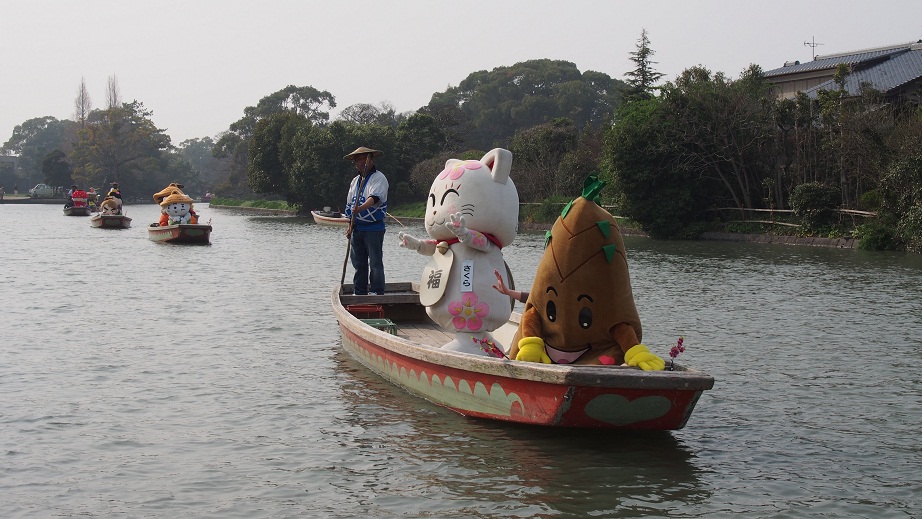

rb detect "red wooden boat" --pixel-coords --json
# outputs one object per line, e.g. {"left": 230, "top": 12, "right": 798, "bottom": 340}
{"left": 148, "top": 223, "right": 212, "bottom": 244}
{"left": 90, "top": 214, "right": 132, "bottom": 229}
{"left": 332, "top": 282, "right": 714, "bottom": 429}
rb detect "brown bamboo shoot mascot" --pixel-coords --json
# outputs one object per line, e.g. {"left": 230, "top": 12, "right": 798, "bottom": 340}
{"left": 508, "top": 175, "right": 665, "bottom": 370}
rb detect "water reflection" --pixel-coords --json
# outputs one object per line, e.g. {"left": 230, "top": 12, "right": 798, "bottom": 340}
{"left": 331, "top": 350, "right": 710, "bottom": 517}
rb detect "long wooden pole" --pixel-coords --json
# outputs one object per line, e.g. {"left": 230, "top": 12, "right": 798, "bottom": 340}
{"left": 340, "top": 154, "right": 372, "bottom": 291}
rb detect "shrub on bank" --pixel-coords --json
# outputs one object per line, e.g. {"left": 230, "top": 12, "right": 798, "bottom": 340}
{"left": 790, "top": 182, "right": 841, "bottom": 231}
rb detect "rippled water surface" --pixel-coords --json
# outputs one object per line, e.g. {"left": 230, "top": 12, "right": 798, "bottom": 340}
{"left": 2, "top": 203, "right": 921, "bottom": 518}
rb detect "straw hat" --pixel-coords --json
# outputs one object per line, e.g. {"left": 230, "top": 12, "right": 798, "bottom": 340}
{"left": 343, "top": 146, "right": 383, "bottom": 160}
{"left": 159, "top": 192, "right": 194, "bottom": 207}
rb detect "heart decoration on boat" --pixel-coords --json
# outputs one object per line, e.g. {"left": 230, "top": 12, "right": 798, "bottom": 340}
{"left": 583, "top": 394, "right": 671, "bottom": 426}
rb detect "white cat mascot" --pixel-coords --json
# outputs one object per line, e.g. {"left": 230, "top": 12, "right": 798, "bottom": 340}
{"left": 160, "top": 192, "right": 195, "bottom": 225}
{"left": 398, "top": 148, "right": 519, "bottom": 356}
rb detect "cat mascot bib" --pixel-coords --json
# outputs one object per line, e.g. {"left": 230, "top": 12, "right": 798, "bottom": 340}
{"left": 509, "top": 175, "right": 665, "bottom": 370}
{"left": 398, "top": 148, "right": 518, "bottom": 356}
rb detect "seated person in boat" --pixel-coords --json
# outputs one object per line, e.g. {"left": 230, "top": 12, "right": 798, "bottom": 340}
{"left": 106, "top": 182, "right": 123, "bottom": 212}
{"left": 64, "top": 184, "right": 78, "bottom": 208}
{"left": 508, "top": 175, "right": 665, "bottom": 370}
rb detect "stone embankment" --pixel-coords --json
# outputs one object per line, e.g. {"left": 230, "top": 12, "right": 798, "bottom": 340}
{"left": 699, "top": 232, "right": 857, "bottom": 249}
{"left": 386, "top": 218, "right": 858, "bottom": 249}
{"left": 206, "top": 208, "right": 858, "bottom": 250}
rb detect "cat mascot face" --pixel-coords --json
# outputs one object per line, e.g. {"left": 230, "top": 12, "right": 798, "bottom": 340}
{"left": 399, "top": 148, "right": 518, "bottom": 356}
{"left": 160, "top": 192, "right": 195, "bottom": 225}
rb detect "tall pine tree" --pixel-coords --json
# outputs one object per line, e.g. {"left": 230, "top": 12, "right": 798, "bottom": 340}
{"left": 624, "top": 29, "right": 665, "bottom": 101}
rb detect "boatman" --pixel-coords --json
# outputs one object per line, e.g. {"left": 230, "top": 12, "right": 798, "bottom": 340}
{"left": 343, "top": 146, "right": 389, "bottom": 296}
{"left": 107, "top": 182, "right": 123, "bottom": 214}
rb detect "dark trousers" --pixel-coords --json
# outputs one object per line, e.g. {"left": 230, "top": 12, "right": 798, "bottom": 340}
{"left": 350, "top": 229, "right": 385, "bottom": 294}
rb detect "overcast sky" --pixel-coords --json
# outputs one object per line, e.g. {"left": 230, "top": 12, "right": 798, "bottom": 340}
{"left": 2, "top": 0, "right": 920, "bottom": 146}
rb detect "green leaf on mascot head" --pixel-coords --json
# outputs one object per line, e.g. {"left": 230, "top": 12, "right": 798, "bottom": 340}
{"left": 603, "top": 243, "right": 618, "bottom": 263}
{"left": 544, "top": 230, "right": 552, "bottom": 249}
{"left": 596, "top": 220, "right": 611, "bottom": 239}
{"left": 582, "top": 174, "right": 606, "bottom": 204}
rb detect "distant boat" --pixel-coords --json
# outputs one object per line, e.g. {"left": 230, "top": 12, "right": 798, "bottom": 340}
{"left": 148, "top": 223, "right": 212, "bottom": 244}
{"left": 63, "top": 205, "right": 91, "bottom": 216}
{"left": 311, "top": 207, "right": 349, "bottom": 227}
{"left": 64, "top": 191, "right": 90, "bottom": 216}
{"left": 333, "top": 282, "right": 715, "bottom": 430}
{"left": 90, "top": 214, "right": 132, "bottom": 229}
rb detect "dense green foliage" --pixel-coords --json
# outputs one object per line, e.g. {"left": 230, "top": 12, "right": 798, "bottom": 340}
{"left": 422, "top": 59, "right": 626, "bottom": 150}
{"left": 208, "top": 197, "right": 290, "bottom": 211}
{"left": 605, "top": 62, "right": 922, "bottom": 247}
{"left": 41, "top": 149, "right": 72, "bottom": 188}
{"left": 1, "top": 116, "right": 75, "bottom": 186}
{"left": 790, "top": 182, "right": 842, "bottom": 231}
{"left": 70, "top": 101, "right": 181, "bottom": 196}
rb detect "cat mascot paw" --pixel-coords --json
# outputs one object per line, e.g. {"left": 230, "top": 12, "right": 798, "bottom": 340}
{"left": 399, "top": 148, "right": 519, "bottom": 356}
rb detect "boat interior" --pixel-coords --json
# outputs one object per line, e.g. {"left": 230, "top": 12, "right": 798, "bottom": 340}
{"left": 339, "top": 282, "right": 520, "bottom": 351}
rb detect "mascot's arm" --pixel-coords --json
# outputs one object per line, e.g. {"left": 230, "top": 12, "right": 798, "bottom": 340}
{"left": 511, "top": 306, "right": 551, "bottom": 364}
{"left": 398, "top": 232, "right": 436, "bottom": 256}
{"left": 447, "top": 213, "right": 494, "bottom": 252}
{"left": 610, "top": 322, "right": 664, "bottom": 371}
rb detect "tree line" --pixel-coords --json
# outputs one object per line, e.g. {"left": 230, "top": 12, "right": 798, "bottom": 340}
{"left": 2, "top": 31, "right": 920, "bottom": 251}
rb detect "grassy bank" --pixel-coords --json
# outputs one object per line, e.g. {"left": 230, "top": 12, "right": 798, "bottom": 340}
{"left": 208, "top": 197, "right": 292, "bottom": 211}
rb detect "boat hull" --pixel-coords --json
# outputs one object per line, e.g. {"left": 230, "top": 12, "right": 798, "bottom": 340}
{"left": 333, "top": 283, "right": 714, "bottom": 430}
{"left": 311, "top": 210, "right": 350, "bottom": 227}
{"left": 148, "top": 223, "right": 212, "bottom": 244}
{"left": 63, "top": 206, "right": 92, "bottom": 216}
{"left": 90, "top": 214, "right": 132, "bottom": 229}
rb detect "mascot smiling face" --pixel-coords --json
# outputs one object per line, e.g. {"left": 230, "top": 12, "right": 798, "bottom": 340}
{"left": 510, "top": 176, "right": 664, "bottom": 370}
{"left": 160, "top": 192, "right": 195, "bottom": 225}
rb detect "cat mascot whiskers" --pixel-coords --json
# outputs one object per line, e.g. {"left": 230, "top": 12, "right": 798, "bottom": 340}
{"left": 398, "top": 148, "right": 518, "bottom": 356}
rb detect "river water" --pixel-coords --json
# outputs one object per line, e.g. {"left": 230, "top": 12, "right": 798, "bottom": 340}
{"left": 1, "top": 202, "right": 920, "bottom": 518}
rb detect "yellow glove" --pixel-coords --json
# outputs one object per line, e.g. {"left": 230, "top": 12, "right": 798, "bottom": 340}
{"left": 624, "top": 344, "right": 665, "bottom": 371}
{"left": 515, "top": 337, "right": 552, "bottom": 364}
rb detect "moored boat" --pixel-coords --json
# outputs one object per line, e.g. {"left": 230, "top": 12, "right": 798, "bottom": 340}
{"left": 90, "top": 214, "right": 132, "bottom": 229}
{"left": 332, "top": 282, "right": 714, "bottom": 430}
{"left": 148, "top": 223, "right": 212, "bottom": 244}
{"left": 311, "top": 208, "right": 349, "bottom": 226}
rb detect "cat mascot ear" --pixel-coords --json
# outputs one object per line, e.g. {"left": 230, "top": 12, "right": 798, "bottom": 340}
{"left": 480, "top": 148, "right": 513, "bottom": 185}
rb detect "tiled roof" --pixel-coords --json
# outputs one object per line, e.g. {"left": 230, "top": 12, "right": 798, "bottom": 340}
{"left": 803, "top": 46, "right": 922, "bottom": 97}
{"left": 763, "top": 42, "right": 917, "bottom": 77}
